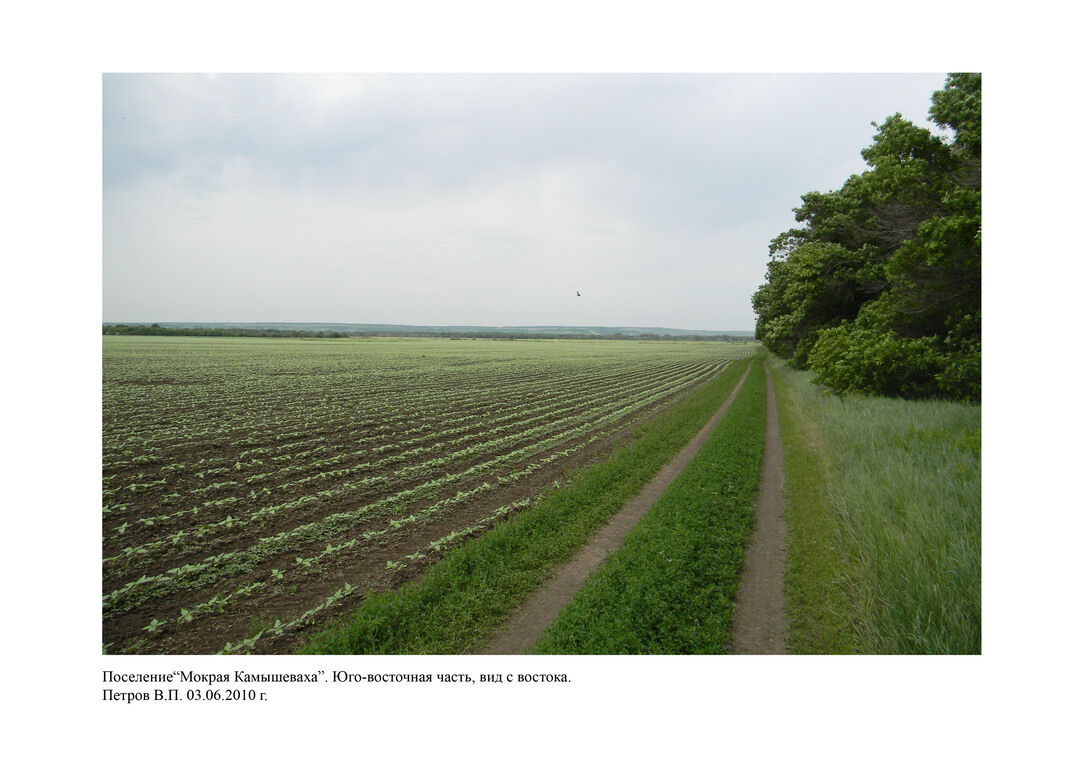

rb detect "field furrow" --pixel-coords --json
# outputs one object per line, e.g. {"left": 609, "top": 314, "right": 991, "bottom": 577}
{"left": 102, "top": 336, "right": 756, "bottom": 654}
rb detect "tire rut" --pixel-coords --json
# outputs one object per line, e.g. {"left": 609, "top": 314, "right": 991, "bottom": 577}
{"left": 730, "top": 362, "right": 787, "bottom": 654}
{"left": 478, "top": 363, "right": 753, "bottom": 654}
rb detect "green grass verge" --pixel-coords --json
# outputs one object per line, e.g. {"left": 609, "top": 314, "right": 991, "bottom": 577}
{"left": 770, "top": 357, "right": 980, "bottom": 654}
{"left": 532, "top": 361, "right": 767, "bottom": 654}
{"left": 770, "top": 360, "right": 861, "bottom": 654}
{"left": 299, "top": 354, "right": 758, "bottom": 654}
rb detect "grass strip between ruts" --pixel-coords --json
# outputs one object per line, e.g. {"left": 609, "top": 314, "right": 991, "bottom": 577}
{"left": 300, "top": 354, "right": 759, "bottom": 654}
{"left": 532, "top": 360, "right": 767, "bottom": 654}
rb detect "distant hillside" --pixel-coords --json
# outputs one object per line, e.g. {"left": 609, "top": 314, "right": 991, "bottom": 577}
{"left": 103, "top": 322, "right": 756, "bottom": 340}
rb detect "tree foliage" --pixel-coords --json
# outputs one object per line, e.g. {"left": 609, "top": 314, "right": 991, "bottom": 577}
{"left": 751, "top": 74, "right": 980, "bottom": 402}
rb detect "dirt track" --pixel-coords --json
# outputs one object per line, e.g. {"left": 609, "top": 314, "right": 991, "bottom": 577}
{"left": 730, "top": 363, "right": 788, "bottom": 653}
{"left": 479, "top": 363, "right": 753, "bottom": 654}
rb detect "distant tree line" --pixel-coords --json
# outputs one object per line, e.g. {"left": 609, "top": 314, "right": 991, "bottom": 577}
{"left": 103, "top": 324, "right": 752, "bottom": 342}
{"left": 381, "top": 332, "right": 751, "bottom": 342}
{"left": 103, "top": 324, "right": 350, "bottom": 338}
{"left": 751, "top": 73, "right": 980, "bottom": 402}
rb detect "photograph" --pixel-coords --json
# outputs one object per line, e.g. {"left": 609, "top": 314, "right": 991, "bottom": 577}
{"left": 102, "top": 72, "right": 980, "bottom": 657}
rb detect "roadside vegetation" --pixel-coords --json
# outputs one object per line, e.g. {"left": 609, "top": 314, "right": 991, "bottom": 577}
{"left": 751, "top": 72, "right": 980, "bottom": 653}
{"left": 533, "top": 361, "right": 767, "bottom": 654}
{"left": 771, "top": 358, "right": 980, "bottom": 654}
{"left": 299, "top": 355, "right": 757, "bottom": 654}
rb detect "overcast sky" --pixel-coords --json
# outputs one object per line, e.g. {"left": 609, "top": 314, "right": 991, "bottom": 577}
{"left": 103, "top": 73, "right": 947, "bottom": 331}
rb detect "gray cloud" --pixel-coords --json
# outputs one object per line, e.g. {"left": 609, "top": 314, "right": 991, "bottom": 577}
{"left": 103, "top": 73, "right": 947, "bottom": 329}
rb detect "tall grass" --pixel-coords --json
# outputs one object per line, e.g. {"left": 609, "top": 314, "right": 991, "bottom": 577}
{"left": 771, "top": 358, "right": 980, "bottom": 654}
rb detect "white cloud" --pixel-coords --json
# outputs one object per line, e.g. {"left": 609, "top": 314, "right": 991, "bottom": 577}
{"left": 103, "top": 73, "right": 948, "bottom": 329}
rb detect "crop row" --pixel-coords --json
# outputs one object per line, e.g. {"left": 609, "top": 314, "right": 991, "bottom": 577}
{"left": 102, "top": 358, "right": 713, "bottom": 508}
{"left": 103, "top": 354, "right": 675, "bottom": 457}
{"left": 102, "top": 337, "right": 757, "bottom": 654}
{"left": 103, "top": 358, "right": 726, "bottom": 613}
{"left": 103, "top": 356, "right": 725, "bottom": 566}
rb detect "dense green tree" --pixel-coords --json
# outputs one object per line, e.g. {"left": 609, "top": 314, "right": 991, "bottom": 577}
{"left": 752, "top": 74, "right": 980, "bottom": 402}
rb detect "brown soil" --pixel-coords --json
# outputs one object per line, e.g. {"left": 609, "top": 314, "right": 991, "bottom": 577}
{"left": 730, "top": 363, "right": 788, "bottom": 654}
{"left": 477, "top": 363, "right": 753, "bottom": 655}
{"left": 163, "top": 429, "right": 634, "bottom": 655}
{"left": 101, "top": 363, "right": 709, "bottom": 568}
{"left": 102, "top": 377, "right": 709, "bottom": 655}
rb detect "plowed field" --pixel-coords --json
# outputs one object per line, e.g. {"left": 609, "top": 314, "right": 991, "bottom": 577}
{"left": 102, "top": 336, "right": 756, "bottom": 654}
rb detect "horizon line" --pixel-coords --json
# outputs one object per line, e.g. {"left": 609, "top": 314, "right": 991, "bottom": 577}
{"left": 102, "top": 320, "right": 756, "bottom": 334}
